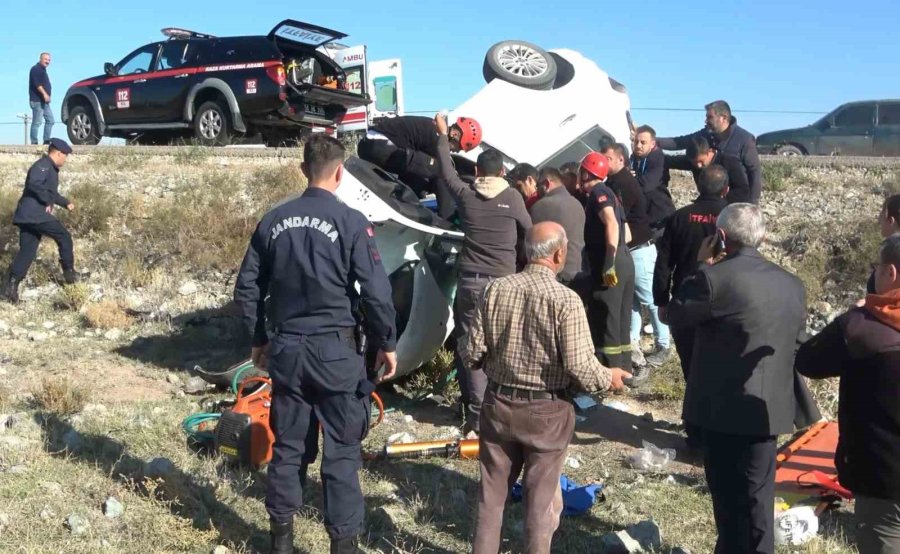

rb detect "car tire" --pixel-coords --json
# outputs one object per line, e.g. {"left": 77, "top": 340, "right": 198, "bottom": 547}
{"left": 775, "top": 144, "right": 804, "bottom": 156}
{"left": 193, "top": 101, "right": 231, "bottom": 146}
{"left": 483, "top": 40, "right": 557, "bottom": 91}
{"left": 67, "top": 105, "right": 100, "bottom": 145}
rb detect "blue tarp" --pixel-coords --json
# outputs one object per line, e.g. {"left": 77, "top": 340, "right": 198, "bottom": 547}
{"left": 511, "top": 474, "right": 604, "bottom": 516}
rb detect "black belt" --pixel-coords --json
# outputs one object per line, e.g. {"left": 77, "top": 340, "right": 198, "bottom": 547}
{"left": 629, "top": 238, "right": 655, "bottom": 252}
{"left": 273, "top": 326, "right": 355, "bottom": 341}
{"left": 489, "top": 382, "right": 568, "bottom": 401}
{"left": 459, "top": 271, "right": 496, "bottom": 280}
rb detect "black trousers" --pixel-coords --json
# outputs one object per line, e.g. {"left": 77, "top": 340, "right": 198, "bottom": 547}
{"left": 587, "top": 248, "right": 635, "bottom": 370}
{"left": 10, "top": 220, "right": 74, "bottom": 279}
{"left": 670, "top": 326, "right": 704, "bottom": 448}
{"left": 357, "top": 138, "right": 458, "bottom": 219}
{"left": 265, "top": 331, "right": 371, "bottom": 540}
{"left": 453, "top": 273, "right": 495, "bottom": 432}
{"left": 703, "top": 430, "right": 776, "bottom": 554}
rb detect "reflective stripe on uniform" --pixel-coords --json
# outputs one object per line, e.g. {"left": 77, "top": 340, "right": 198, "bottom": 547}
{"left": 600, "top": 344, "right": 632, "bottom": 355}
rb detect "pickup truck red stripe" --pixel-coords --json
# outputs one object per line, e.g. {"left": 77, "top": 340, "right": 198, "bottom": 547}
{"left": 73, "top": 60, "right": 282, "bottom": 87}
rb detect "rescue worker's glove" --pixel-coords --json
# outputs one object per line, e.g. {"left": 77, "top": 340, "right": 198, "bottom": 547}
{"left": 602, "top": 264, "right": 618, "bottom": 288}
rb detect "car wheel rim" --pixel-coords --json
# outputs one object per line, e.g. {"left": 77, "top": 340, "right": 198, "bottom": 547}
{"left": 72, "top": 113, "right": 91, "bottom": 141}
{"left": 200, "top": 110, "right": 222, "bottom": 139}
{"left": 497, "top": 44, "right": 549, "bottom": 78}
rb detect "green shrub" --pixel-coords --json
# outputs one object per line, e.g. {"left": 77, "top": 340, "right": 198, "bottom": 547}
{"left": 762, "top": 161, "right": 795, "bottom": 192}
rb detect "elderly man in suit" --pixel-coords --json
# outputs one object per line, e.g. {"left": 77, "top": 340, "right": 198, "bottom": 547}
{"left": 667, "top": 203, "right": 807, "bottom": 554}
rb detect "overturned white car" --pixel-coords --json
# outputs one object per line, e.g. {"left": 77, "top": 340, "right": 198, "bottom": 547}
{"left": 336, "top": 41, "right": 634, "bottom": 379}
{"left": 453, "top": 40, "right": 634, "bottom": 167}
{"left": 337, "top": 158, "right": 463, "bottom": 379}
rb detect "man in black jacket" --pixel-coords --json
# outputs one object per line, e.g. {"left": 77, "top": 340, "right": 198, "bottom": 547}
{"left": 434, "top": 114, "right": 531, "bottom": 434}
{"left": 630, "top": 125, "right": 675, "bottom": 232}
{"left": 2, "top": 139, "right": 79, "bottom": 303}
{"left": 655, "top": 165, "right": 729, "bottom": 379}
{"left": 356, "top": 115, "right": 482, "bottom": 219}
{"left": 657, "top": 100, "right": 762, "bottom": 204}
{"left": 797, "top": 235, "right": 900, "bottom": 554}
{"left": 668, "top": 203, "right": 806, "bottom": 554}
{"left": 666, "top": 136, "right": 750, "bottom": 204}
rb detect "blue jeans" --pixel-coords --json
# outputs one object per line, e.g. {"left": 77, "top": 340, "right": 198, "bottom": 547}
{"left": 30, "top": 101, "right": 54, "bottom": 144}
{"left": 630, "top": 244, "right": 670, "bottom": 348}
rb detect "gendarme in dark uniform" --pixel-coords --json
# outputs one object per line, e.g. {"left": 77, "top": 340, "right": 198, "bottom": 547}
{"left": 234, "top": 135, "right": 396, "bottom": 554}
{"left": 2, "top": 138, "right": 78, "bottom": 303}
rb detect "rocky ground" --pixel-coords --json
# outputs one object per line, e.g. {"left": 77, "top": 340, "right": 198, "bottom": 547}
{"left": 0, "top": 146, "right": 897, "bottom": 553}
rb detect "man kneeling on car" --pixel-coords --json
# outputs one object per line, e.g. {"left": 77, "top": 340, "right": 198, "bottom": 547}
{"left": 356, "top": 114, "right": 482, "bottom": 219}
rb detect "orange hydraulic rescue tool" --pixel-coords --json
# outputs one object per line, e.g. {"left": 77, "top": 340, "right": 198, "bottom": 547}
{"left": 215, "top": 376, "right": 275, "bottom": 468}
{"left": 216, "top": 376, "right": 388, "bottom": 468}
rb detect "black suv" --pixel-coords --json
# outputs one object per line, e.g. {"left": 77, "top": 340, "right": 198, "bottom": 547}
{"left": 62, "top": 20, "right": 370, "bottom": 146}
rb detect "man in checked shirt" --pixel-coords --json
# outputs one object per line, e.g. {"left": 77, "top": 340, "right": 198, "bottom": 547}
{"left": 463, "top": 221, "right": 631, "bottom": 554}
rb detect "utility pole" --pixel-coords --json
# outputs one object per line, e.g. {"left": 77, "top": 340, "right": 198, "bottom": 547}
{"left": 15, "top": 113, "right": 31, "bottom": 145}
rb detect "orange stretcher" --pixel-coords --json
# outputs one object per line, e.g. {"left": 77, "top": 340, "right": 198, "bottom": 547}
{"left": 775, "top": 421, "right": 852, "bottom": 506}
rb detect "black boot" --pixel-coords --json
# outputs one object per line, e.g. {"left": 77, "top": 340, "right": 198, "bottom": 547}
{"left": 269, "top": 519, "right": 294, "bottom": 554}
{"left": 624, "top": 365, "right": 653, "bottom": 389}
{"left": 1, "top": 273, "right": 20, "bottom": 304}
{"left": 330, "top": 536, "right": 363, "bottom": 554}
{"left": 62, "top": 268, "right": 80, "bottom": 285}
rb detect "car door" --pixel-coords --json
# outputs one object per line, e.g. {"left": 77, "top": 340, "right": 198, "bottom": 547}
{"left": 142, "top": 40, "right": 198, "bottom": 122}
{"left": 815, "top": 103, "right": 875, "bottom": 156}
{"left": 96, "top": 44, "right": 160, "bottom": 125}
{"left": 875, "top": 102, "right": 900, "bottom": 157}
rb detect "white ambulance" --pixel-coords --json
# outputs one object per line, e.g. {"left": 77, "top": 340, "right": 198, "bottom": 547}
{"left": 323, "top": 44, "right": 405, "bottom": 138}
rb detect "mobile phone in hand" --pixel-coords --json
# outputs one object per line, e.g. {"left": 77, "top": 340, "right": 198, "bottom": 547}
{"left": 712, "top": 229, "right": 726, "bottom": 257}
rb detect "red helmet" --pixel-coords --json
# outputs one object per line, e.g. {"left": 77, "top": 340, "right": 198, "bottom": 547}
{"left": 580, "top": 152, "right": 609, "bottom": 180}
{"left": 455, "top": 117, "right": 482, "bottom": 152}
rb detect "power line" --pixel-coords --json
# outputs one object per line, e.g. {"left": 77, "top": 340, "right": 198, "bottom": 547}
{"left": 632, "top": 107, "right": 828, "bottom": 115}
{"left": 405, "top": 107, "right": 828, "bottom": 115}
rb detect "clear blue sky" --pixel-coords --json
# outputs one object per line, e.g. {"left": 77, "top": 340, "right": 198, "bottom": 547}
{"left": 1, "top": 0, "right": 898, "bottom": 145}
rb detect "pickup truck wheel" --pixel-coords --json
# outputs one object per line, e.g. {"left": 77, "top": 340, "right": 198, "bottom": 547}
{"left": 67, "top": 105, "right": 100, "bottom": 145}
{"left": 193, "top": 101, "right": 231, "bottom": 146}
{"left": 483, "top": 40, "right": 557, "bottom": 90}
{"left": 775, "top": 144, "right": 804, "bottom": 156}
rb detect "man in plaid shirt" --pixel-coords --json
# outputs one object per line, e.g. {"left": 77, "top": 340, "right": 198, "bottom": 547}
{"left": 463, "top": 221, "right": 631, "bottom": 554}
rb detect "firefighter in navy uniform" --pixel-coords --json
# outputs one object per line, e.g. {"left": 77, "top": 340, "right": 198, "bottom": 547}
{"left": 356, "top": 115, "right": 482, "bottom": 219}
{"left": 234, "top": 134, "right": 397, "bottom": 554}
{"left": 2, "top": 138, "right": 79, "bottom": 303}
{"left": 581, "top": 152, "right": 635, "bottom": 372}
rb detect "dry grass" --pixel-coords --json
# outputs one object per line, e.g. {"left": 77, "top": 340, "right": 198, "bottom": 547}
{"left": 87, "top": 149, "right": 146, "bottom": 170}
{"left": 90, "top": 163, "right": 306, "bottom": 275}
{"left": 0, "top": 187, "right": 19, "bottom": 269}
{"left": 83, "top": 300, "right": 134, "bottom": 330}
{"left": 32, "top": 377, "right": 87, "bottom": 416}
{"left": 171, "top": 142, "right": 213, "bottom": 165}
{"left": 119, "top": 251, "right": 164, "bottom": 288}
{"left": 0, "top": 382, "right": 13, "bottom": 413}
{"left": 54, "top": 283, "right": 90, "bottom": 311}
{"left": 58, "top": 181, "right": 118, "bottom": 235}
